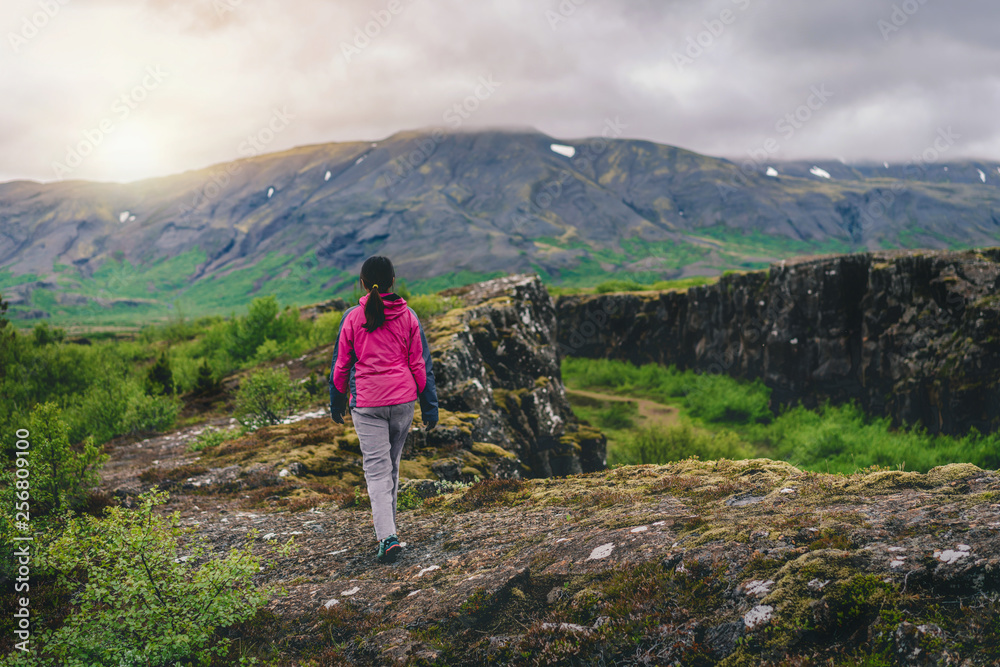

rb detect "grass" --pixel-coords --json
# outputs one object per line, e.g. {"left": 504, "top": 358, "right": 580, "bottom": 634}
{"left": 562, "top": 357, "right": 1000, "bottom": 474}
{"left": 4, "top": 224, "right": 860, "bottom": 331}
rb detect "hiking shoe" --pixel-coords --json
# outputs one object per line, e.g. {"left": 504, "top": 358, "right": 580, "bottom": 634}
{"left": 377, "top": 534, "right": 402, "bottom": 564}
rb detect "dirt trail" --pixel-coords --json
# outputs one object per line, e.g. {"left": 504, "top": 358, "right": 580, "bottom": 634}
{"left": 566, "top": 387, "right": 680, "bottom": 429}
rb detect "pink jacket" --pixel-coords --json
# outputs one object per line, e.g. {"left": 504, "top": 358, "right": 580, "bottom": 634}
{"left": 331, "top": 294, "right": 427, "bottom": 407}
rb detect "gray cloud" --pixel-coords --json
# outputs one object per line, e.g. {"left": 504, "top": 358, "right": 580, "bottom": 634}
{"left": 0, "top": 0, "right": 997, "bottom": 183}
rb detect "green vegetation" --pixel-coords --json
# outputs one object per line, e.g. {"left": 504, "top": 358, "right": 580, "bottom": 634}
{"left": 0, "top": 293, "right": 348, "bottom": 463}
{"left": 187, "top": 426, "right": 241, "bottom": 453}
{"left": 547, "top": 275, "right": 719, "bottom": 296}
{"left": 563, "top": 357, "right": 1000, "bottom": 473}
{"left": 6, "top": 490, "right": 294, "bottom": 667}
{"left": 233, "top": 367, "right": 308, "bottom": 430}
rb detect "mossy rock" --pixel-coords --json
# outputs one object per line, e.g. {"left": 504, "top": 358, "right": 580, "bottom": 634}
{"left": 763, "top": 549, "right": 863, "bottom": 623}
{"left": 846, "top": 470, "right": 931, "bottom": 494}
{"left": 493, "top": 387, "right": 527, "bottom": 411}
{"left": 400, "top": 459, "right": 434, "bottom": 480}
{"left": 471, "top": 442, "right": 517, "bottom": 459}
{"left": 925, "top": 463, "right": 986, "bottom": 486}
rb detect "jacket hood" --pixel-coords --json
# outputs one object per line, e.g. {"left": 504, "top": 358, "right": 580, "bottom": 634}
{"left": 357, "top": 293, "right": 409, "bottom": 321}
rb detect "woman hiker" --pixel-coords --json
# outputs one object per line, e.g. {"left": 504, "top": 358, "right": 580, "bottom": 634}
{"left": 328, "top": 256, "right": 439, "bottom": 564}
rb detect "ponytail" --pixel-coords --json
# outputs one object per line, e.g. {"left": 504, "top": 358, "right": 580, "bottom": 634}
{"left": 359, "top": 255, "right": 395, "bottom": 333}
{"left": 363, "top": 282, "right": 385, "bottom": 333}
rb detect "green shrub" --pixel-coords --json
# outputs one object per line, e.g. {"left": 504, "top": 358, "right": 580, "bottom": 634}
{"left": 233, "top": 367, "right": 307, "bottom": 430}
{"left": 188, "top": 427, "right": 238, "bottom": 453}
{"left": 0, "top": 402, "right": 108, "bottom": 581}
{"left": 595, "top": 279, "right": 647, "bottom": 293}
{"left": 407, "top": 294, "right": 461, "bottom": 321}
{"left": 144, "top": 351, "right": 175, "bottom": 396}
{"left": 122, "top": 392, "right": 182, "bottom": 435}
{"left": 684, "top": 373, "right": 772, "bottom": 424}
{"left": 0, "top": 402, "right": 107, "bottom": 519}
{"left": 308, "top": 309, "right": 344, "bottom": 349}
{"left": 16, "top": 489, "right": 295, "bottom": 667}
{"left": 253, "top": 338, "right": 282, "bottom": 363}
{"left": 225, "top": 296, "right": 308, "bottom": 364}
{"left": 397, "top": 487, "right": 422, "bottom": 510}
{"left": 30, "top": 322, "right": 66, "bottom": 346}
{"left": 191, "top": 358, "right": 222, "bottom": 396}
{"left": 596, "top": 401, "right": 638, "bottom": 430}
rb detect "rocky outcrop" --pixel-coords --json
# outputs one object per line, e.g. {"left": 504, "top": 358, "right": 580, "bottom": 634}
{"left": 556, "top": 247, "right": 1000, "bottom": 436}
{"left": 423, "top": 274, "right": 606, "bottom": 477}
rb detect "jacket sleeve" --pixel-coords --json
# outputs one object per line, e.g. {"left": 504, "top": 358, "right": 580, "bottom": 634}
{"left": 414, "top": 316, "right": 439, "bottom": 424}
{"left": 407, "top": 313, "right": 427, "bottom": 394}
{"left": 329, "top": 310, "right": 356, "bottom": 416}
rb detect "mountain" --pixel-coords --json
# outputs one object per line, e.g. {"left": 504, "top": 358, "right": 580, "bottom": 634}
{"left": 1, "top": 128, "right": 999, "bottom": 325}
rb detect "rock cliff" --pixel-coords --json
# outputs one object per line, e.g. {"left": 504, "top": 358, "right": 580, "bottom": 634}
{"left": 422, "top": 274, "right": 606, "bottom": 477}
{"left": 555, "top": 247, "right": 1000, "bottom": 436}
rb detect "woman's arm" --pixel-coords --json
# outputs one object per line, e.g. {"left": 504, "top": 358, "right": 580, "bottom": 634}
{"left": 329, "top": 307, "right": 358, "bottom": 422}
{"left": 410, "top": 312, "right": 439, "bottom": 426}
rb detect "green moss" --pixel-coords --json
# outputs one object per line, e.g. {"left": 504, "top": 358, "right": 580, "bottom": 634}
{"left": 471, "top": 442, "right": 516, "bottom": 459}
{"left": 845, "top": 470, "right": 931, "bottom": 494}
{"left": 764, "top": 550, "right": 862, "bottom": 625}
{"left": 400, "top": 459, "right": 434, "bottom": 480}
{"left": 493, "top": 388, "right": 527, "bottom": 412}
{"left": 925, "top": 463, "right": 984, "bottom": 486}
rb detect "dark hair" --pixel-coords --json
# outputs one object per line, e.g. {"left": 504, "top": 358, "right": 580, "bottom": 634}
{"left": 360, "top": 255, "right": 395, "bottom": 332}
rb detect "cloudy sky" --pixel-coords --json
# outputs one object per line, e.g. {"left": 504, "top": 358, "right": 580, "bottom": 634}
{"left": 1, "top": 0, "right": 997, "bottom": 183}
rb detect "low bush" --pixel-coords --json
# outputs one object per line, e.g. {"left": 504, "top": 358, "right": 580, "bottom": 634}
{"left": 9, "top": 489, "right": 295, "bottom": 667}
{"left": 233, "top": 367, "right": 307, "bottom": 430}
{"left": 122, "top": 392, "right": 183, "bottom": 435}
{"left": 0, "top": 402, "right": 108, "bottom": 581}
{"left": 0, "top": 402, "right": 107, "bottom": 519}
{"left": 188, "top": 427, "right": 240, "bottom": 453}
{"left": 595, "top": 401, "right": 639, "bottom": 430}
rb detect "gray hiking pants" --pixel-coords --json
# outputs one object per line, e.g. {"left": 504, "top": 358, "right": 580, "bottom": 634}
{"left": 351, "top": 402, "right": 415, "bottom": 541}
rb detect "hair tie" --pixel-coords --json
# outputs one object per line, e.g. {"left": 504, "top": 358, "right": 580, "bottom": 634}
{"left": 371, "top": 284, "right": 379, "bottom": 292}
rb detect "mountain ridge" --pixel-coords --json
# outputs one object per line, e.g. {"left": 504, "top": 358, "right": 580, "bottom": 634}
{"left": 2, "top": 128, "right": 999, "bottom": 325}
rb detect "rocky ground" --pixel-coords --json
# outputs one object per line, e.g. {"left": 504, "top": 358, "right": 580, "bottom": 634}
{"left": 86, "top": 269, "right": 1000, "bottom": 665}
{"left": 103, "top": 415, "right": 1000, "bottom": 666}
